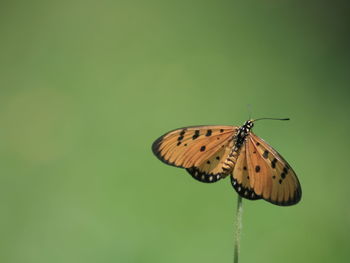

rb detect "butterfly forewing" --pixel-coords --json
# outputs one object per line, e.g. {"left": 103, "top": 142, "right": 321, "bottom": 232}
{"left": 246, "top": 138, "right": 274, "bottom": 198}
{"left": 152, "top": 125, "right": 237, "bottom": 169}
{"left": 249, "top": 133, "right": 301, "bottom": 206}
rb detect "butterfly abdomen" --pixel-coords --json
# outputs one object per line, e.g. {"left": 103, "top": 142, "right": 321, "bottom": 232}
{"left": 222, "top": 147, "right": 241, "bottom": 173}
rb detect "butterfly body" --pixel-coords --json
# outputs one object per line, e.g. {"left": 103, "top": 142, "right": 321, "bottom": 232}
{"left": 152, "top": 119, "right": 301, "bottom": 206}
{"left": 221, "top": 120, "right": 254, "bottom": 174}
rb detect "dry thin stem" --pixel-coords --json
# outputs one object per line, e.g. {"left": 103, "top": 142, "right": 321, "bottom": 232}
{"left": 234, "top": 196, "right": 243, "bottom": 263}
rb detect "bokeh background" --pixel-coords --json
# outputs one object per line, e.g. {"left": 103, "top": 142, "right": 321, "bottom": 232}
{"left": 1, "top": 1, "right": 349, "bottom": 262}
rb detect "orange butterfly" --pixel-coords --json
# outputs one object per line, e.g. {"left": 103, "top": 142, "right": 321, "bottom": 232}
{"left": 152, "top": 118, "right": 301, "bottom": 206}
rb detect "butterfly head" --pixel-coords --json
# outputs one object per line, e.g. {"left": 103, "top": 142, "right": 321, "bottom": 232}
{"left": 243, "top": 120, "right": 254, "bottom": 132}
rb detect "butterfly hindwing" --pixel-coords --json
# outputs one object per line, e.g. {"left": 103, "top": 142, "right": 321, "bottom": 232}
{"left": 187, "top": 139, "right": 235, "bottom": 183}
{"left": 231, "top": 143, "right": 261, "bottom": 200}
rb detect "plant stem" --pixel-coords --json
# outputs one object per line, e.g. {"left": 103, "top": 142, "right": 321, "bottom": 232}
{"left": 234, "top": 195, "right": 243, "bottom": 263}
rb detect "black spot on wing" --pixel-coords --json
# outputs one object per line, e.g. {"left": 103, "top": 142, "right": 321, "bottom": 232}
{"left": 192, "top": 130, "right": 200, "bottom": 140}
{"left": 271, "top": 158, "right": 277, "bottom": 168}
{"left": 263, "top": 150, "right": 269, "bottom": 159}
{"left": 255, "top": 165, "right": 260, "bottom": 172}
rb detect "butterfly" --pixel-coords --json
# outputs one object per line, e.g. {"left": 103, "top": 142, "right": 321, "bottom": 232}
{"left": 152, "top": 118, "right": 301, "bottom": 206}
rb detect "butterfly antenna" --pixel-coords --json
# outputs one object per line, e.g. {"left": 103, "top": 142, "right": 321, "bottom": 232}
{"left": 247, "top": 104, "right": 252, "bottom": 120}
{"left": 253, "top": 117, "right": 290, "bottom": 122}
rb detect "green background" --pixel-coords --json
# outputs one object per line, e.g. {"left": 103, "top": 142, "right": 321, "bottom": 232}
{"left": 1, "top": 1, "right": 349, "bottom": 262}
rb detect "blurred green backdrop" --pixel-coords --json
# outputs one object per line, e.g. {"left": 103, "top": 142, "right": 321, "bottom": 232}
{"left": 1, "top": 1, "right": 349, "bottom": 262}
